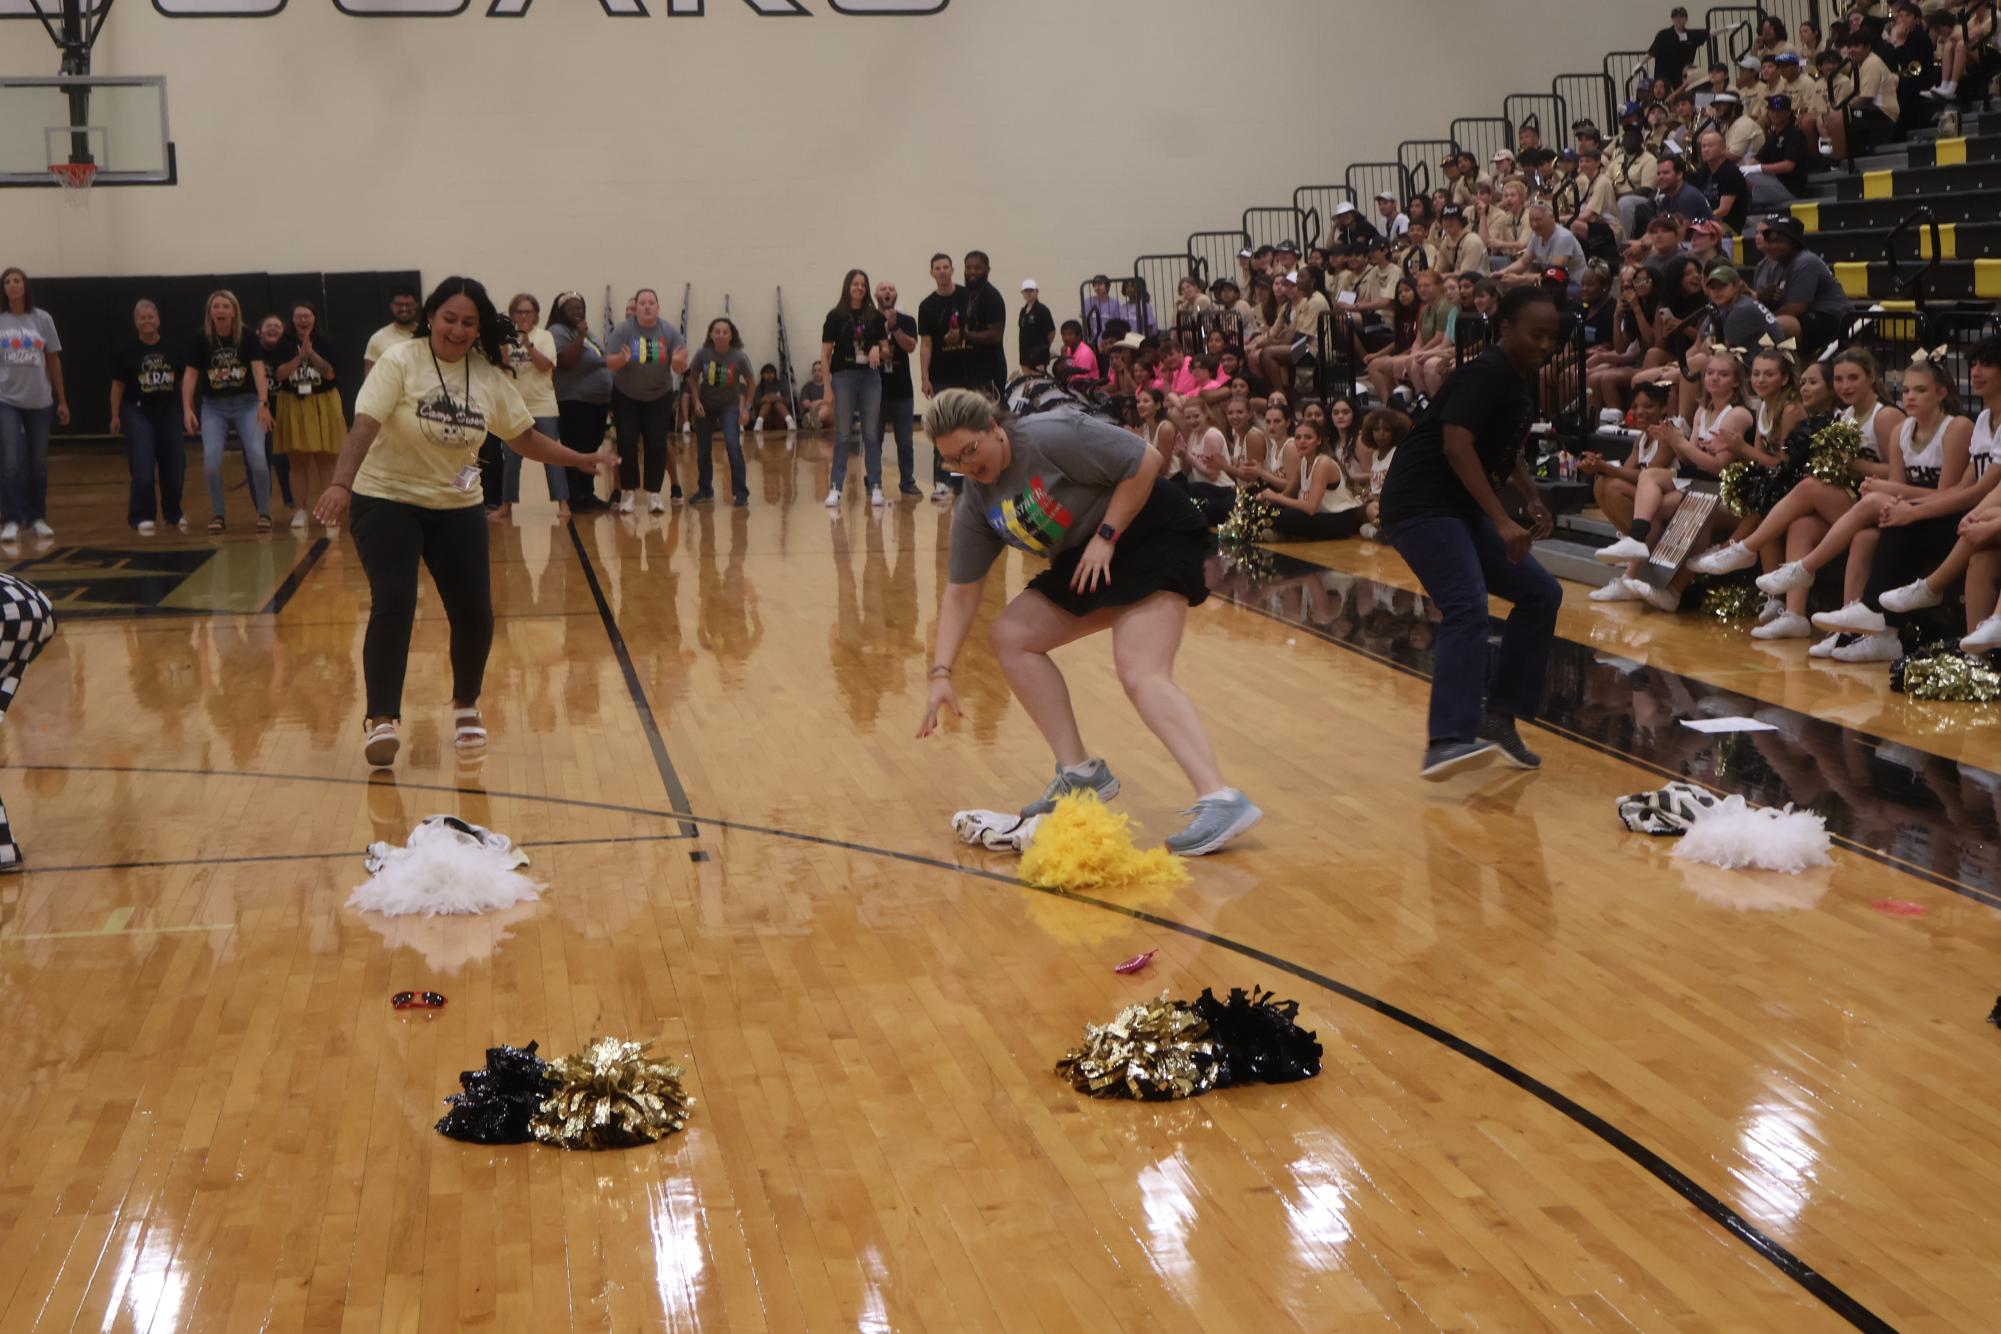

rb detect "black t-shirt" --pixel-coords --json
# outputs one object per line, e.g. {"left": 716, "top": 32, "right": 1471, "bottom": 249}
{"left": 114, "top": 339, "right": 181, "bottom": 405}
{"left": 1379, "top": 346, "right": 1536, "bottom": 524}
{"left": 186, "top": 331, "right": 259, "bottom": 399}
{"left": 962, "top": 280, "right": 1009, "bottom": 392}
{"left": 1579, "top": 298, "right": 1615, "bottom": 350}
{"left": 1017, "top": 301, "right": 1056, "bottom": 367}
{"left": 271, "top": 335, "right": 340, "bottom": 397}
{"left": 1647, "top": 25, "right": 1709, "bottom": 87}
{"left": 918, "top": 286, "right": 974, "bottom": 388}
{"left": 1689, "top": 160, "right": 1748, "bottom": 233}
{"left": 820, "top": 306, "right": 887, "bottom": 375}
{"left": 1755, "top": 125, "right": 1815, "bottom": 195}
{"left": 880, "top": 310, "right": 917, "bottom": 401}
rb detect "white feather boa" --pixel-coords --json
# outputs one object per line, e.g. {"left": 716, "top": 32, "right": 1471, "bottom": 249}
{"left": 349, "top": 818, "right": 542, "bottom": 917}
{"left": 1670, "top": 796, "right": 1832, "bottom": 874}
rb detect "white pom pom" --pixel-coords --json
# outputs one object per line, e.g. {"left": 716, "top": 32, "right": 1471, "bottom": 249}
{"left": 1671, "top": 796, "right": 1832, "bottom": 874}
{"left": 349, "top": 821, "right": 542, "bottom": 917}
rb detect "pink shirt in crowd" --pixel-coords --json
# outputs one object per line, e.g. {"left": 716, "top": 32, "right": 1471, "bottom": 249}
{"left": 1152, "top": 363, "right": 1227, "bottom": 397}
{"left": 1064, "top": 341, "right": 1100, "bottom": 380}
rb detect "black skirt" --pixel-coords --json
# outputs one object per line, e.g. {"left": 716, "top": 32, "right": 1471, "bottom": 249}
{"left": 1027, "top": 482, "right": 1214, "bottom": 616}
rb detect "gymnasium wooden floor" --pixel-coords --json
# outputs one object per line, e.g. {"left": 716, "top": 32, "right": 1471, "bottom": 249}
{"left": 2, "top": 435, "right": 1998, "bottom": 1332}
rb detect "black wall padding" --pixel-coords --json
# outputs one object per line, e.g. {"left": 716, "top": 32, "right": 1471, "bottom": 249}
{"left": 36, "top": 270, "right": 421, "bottom": 440}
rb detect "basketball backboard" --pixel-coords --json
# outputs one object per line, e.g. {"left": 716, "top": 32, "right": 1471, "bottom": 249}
{"left": 0, "top": 75, "right": 176, "bottom": 187}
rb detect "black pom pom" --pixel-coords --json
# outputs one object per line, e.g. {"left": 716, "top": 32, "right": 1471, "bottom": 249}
{"left": 436, "top": 1041, "right": 553, "bottom": 1144}
{"left": 1191, "top": 986, "right": 1323, "bottom": 1087}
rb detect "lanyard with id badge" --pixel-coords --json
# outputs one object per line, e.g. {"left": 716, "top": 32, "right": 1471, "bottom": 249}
{"left": 415, "top": 346, "right": 487, "bottom": 494}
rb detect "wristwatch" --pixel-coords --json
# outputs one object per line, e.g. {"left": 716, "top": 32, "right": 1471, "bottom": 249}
{"left": 1097, "top": 523, "right": 1120, "bottom": 543}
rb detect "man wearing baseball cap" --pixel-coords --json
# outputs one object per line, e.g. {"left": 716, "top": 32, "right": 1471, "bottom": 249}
{"left": 1435, "top": 204, "right": 1488, "bottom": 275}
{"left": 1773, "top": 52, "right": 1825, "bottom": 137}
{"left": 1751, "top": 216, "right": 1850, "bottom": 350}
{"left": 1374, "top": 190, "right": 1409, "bottom": 243}
{"left": 1017, "top": 278, "right": 1055, "bottom": 373}
{"left": 1609, "top": 115, "right": 1660, "bottom": 238}
{"left": 1744, "top": 94, "right": 1812, "bottom": 207}
{"left": 1323, "top": 199, "right": 1380, "bottom": 250}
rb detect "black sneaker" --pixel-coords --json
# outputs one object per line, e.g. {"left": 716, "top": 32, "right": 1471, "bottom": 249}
{"left": 689, "top": 489, "right": 716, "bottom": 505}
{"left": 1477, "top": 716, "right": 1542, "bottom": 769}
{"left": 733, "top": 495, "right": 749, "bottom": 508}
{"left": 670, "top": 485, "right": 684, "bottom": 501}
{"left": 899, "top": 481, "right": 922, "bottom": 496}
{"left": 1420, "top": 739, "right": 1498, "bottom": 781}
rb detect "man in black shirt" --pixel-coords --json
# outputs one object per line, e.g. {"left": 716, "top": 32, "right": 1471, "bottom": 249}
{"left": 1745, "top": 95, "right": 1814, "bottom": 208}
{"left": 1646, "top": 7, "right": 1711, "bottom": 88}
{"left": 1379, "top": 286, "right": 1562, "bottom": 779}
{"left": 919, "top": 252, "right": 971, "bottom": 496}
{"left": 1016, "top": 278, "right": 1056, "bottom": 372}
{"left": 961, "top": 250, "right": 1008, "bottom": 398}
{"left": 876, "top": 278, "right": 923, "bottom": 496}
{"left": 1688, "top": 129, "right": 1748, "bottom": 234}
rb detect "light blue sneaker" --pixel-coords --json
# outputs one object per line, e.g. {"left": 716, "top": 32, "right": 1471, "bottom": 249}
{"left": 1020, "top": 759, "right": 1120, "bottom": 817}
{"left": 1164, "top": 789, "right": 1263, "bottom": 857}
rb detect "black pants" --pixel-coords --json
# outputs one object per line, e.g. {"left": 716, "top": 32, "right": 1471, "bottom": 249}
{"left": 559, "top": 398, "right": 610, "bottom": 506}
{"left": 1183, "top": 479, "right": 1238, "bottom": 526}
{"left": 478, "top": 434, "right": 506, "bottom": 508}
{"left": 350, "top": 495, "right": 493, "bottom": 719}
{"left": 612, "top": 389, "right": 675, "bottom": 493}
{"left": 1867, "top": 514, "right": 1960, "bottom": 617}
{"left": 1271, "top": 505, "right": 1366, "bottom": 540}
{"left": 265, "top": 430, "right": 294, "bottom": 508}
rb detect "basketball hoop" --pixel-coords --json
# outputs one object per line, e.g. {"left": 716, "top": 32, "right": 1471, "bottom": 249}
{"left": 49, "top": 161, "right": 96, "bottom": 206}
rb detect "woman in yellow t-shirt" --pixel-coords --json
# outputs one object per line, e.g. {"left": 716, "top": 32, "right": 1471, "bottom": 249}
{"left": 312, "top": 277, "right": 615, "bottom": 767}
{"left": 489, "top": 292, "right": 567, "bottom": 524}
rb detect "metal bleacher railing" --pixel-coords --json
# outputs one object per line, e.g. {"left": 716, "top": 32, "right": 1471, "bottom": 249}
{"left": 1398, "top": 139, "right": 1458, "bottom": 198}
{"left": 773, "top": 286, "right": 799, "bottom": 415}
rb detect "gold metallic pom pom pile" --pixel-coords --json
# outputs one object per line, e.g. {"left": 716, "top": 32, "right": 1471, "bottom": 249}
{"left": 1054, "top": 993, "right": 1217, "bottom": 1100}
{"left": 1699, "top": 579, "right": 1762, "bottom": 622}
{"left": 1718, "top": 461, "right": 1755, "bottom": 517}
{"left": 1218, "top": 490, "right": 1278, "bottom": 548}
{"left": 530, "top": 1036, "right": 694, "bottom": 1150}
{"left": 1804, "top": 418, "right": 1864, "bottom": 492}
{"left": 1903, "top": 652, "right": 2001, "bottom": 703}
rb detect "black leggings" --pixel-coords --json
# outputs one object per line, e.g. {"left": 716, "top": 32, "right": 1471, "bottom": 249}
{"left": 559, "top": 398, "right": 609, "bottom": 504}
{"left": 1270, "top": 505, "right": 1366, "bottom": 541}
{"left": 1866, "top": 513, "right": 1960, "bottom": 616}
{"left": 350, "top": 495, "right": 493, "bottom": 719}
{"left": 612, "top": 390, "right": 676, "bottom": 493}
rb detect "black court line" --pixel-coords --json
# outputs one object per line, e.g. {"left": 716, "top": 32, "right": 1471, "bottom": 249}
{"left": 566, "top": 520, "right": 699, "bottom": 839}
{"left": 21, "top": 830, "right": 697, "bottom": 876}
{"left": 0, "top": 757, "right": 1891, "bottom": 1330}
{"left": 263, "top": 536, "right": 332, "bottom": 614}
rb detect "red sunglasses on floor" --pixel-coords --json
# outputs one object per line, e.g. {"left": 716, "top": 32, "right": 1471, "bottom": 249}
{"left": 391, "top": 990, "right": 447, "bottom": 1011}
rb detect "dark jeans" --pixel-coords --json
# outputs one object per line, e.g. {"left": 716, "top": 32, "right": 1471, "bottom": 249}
{"left": 1388, "top": 513, "right": 1562, "bottom": 746}
{"left": 1271, "top": 505, "right": 1365, "bottom": 540}
{"left": 266, "top": 432, "right": 294, "bottom": 508}
{"left": 350, "top": 495, "right": 493, "bottom": 720}
{"left": 0, "top": 402, "right": 52, "bottom": 525}
{"left": 693, "top": 403, "right": 748, "bottom": 500}
{"left": 121, "top": 400, "right": 187, "bottom": 526}
{"left": 612, "top": 389, "right": 675, "bottom": 493}
{"left": 558, "top": 398, "right": 609, "bottom": 505}
{"left": 884, "top": 393, "right": 917, "bottom": 488}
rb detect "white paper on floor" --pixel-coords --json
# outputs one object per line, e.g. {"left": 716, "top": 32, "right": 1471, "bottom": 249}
{"left": 1680, "top": 716, "right": 1780, "bottom": 734}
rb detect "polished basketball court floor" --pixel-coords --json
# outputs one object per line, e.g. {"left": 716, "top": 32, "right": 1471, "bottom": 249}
{"left": 2, "top": 436, "right": 1998, "bottom": 1332}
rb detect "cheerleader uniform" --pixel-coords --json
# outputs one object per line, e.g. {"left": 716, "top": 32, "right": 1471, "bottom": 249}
{"left": 1866, "top": 414, "right": 1958, "bottom": 620}
{"left": 1270, "top": 456, "right": 1367, "bottom": 541}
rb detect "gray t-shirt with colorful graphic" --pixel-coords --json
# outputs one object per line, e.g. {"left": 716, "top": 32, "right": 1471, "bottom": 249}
{"left": 0, "top": 310, "right": 61, "bottom": 410}
{"left": 607, "top": 317, "right": 685, "bottom": 402}
{"left": 948, "top": 410, "right": 1145, "bottom": 584}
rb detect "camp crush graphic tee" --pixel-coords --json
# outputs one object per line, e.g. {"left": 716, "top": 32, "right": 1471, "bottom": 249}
{"left": 503, "top": 326, "right": 559, "bottom": 418}
{"left": 948, "top": 411, "right": 1147, "bottom": 583}
{"left": 185, "top": 331, "right": 259, "bottom": 400}
{"left": 352, "top": 337, "right": 534, "bottom": 510}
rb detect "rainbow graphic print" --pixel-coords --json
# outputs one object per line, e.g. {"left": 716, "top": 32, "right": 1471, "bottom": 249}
{"left": 632, "top": 337, "right": 675, "bottom": 364}
{"left": 986, "top": 476, "right": 1073, "bottom": 558}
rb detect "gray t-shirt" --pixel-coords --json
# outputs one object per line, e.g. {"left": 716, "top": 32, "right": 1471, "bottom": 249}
{"left": 1705, "top": 296, "right": 1782, "bottom": 349}
{"left": 687, "top": 347, "right": 754, "bottom": 410}
{"left": 1754, "top": 252, "right": 1851, "bottom": 318}
{"left": 607, "top": 317, "right": 685, "bottom": 402}
{"left": 948, "top": 410, "right": 1146, "bottom": 584}
{"left": 550, "top": 324, "right": 612, "bottom": 405}
{"left": 1525, "top": 225, "right": 1586, "bottom": 272}
{"left": 0, "top": 309, "right": 61, "bottom": 410}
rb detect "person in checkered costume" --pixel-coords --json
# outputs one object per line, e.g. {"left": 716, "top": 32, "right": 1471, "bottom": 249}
{"left": 0, "top": 573, "right": 55, "bottom": 871}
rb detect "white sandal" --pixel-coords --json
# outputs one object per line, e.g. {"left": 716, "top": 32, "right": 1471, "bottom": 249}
{"left": 453, "top": 707, "right": 488, "bottom": 750}
{"left": 363, "top": 719, "right": 400, "bottom": 768}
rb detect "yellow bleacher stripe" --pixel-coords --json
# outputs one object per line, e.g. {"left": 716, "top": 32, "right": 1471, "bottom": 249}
{"left": 1935, "top": 137, "right": 1967, "bottom": 167}
{"left": 1977, "top": 259, "right": 2001, "bottom": 300}
{"left": 1862, "top": 170, "right": 1895, "bottom": 200}
{"left": 1918, "top": 223, "right": 1958, "bottom": 260}
{"left": 1791, "top": 201, "right": 1819, "bottom": 232}
{"left": 1835, "top": 262, "right": 1873, "bottom": 298}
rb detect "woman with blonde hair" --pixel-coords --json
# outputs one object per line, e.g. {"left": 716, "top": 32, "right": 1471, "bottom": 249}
{"left": 180, "top": 289, "right": 273, "bottom": 533}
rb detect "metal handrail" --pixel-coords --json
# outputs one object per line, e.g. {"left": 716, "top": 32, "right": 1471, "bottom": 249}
{"left": 1885, "top": 205, "right": 1942, "bottom": 309}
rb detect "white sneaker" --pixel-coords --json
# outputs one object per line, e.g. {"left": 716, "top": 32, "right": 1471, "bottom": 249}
{"left": 680, "top": 422, "right": 692, "bottom": 436}
{"left": 1758, "top": 597, "right": 1785, "bottom": 624}
{"left": 1831, "top": 630, "right": 1901, "bottom": 663}
{"left": 1688, "top": 541, "right": 1756, "bottom": 576}
{"left": 176, "top": 517, "right": 189, "bottom": 531}
{"left": 1808, "top": 633, "right": 1844, "bottom": 658}
{"left": 0, "top": 523, "right": 17, "bottom": 542}
{"left": 786, "top": 416, "right": 797, "bottom": 429}
{"left": 136, "top": 519, "right": 156, "bottom": 536}
{"left": 647, "top": 492, "right": 666, "bottom": 514}
{"left": 930, "top": 483, "right": 951, "bottom": 502}
{"left": 1962, "top": 616, "right": 2001, "bottom": 653}
{"left": 1811, "top": 600, "right": 1887, "bottom": 635}
{"left": 869, "top": 486, "right": 885, "bottom": 507}
{"left": 1595, "top": 536, "right": 1651, "bottom": 564}
{"left": 1358, "top": 522, "right": 1380, "bottom": 540}
{"left": 1589, "top": 578, "right": 1645, "bottom": 602}
{"left": 290, "top": 509, "right": 307, "bottom": 529}
{"left": 1635, "top": 579, "right": 1682, "bottom": 612}
{"left": 617, "top": 493, "right": 636, "bottom": 514}
{"left": 1879, "top": 579, "right": 1943, "bottom": 614}
{"left": 1751, "top": 612, "right": 1813, "bottom": 639}
{"left": 30, "top": 520, "right": 53, "bottom": 539}
{"left": 1756, "top": 561, "right": 1814, "bottom": 595}
{"left": 754, "top": 420, "right": 765, "bottom": 433}
{"left": 825, "top": 488, "right": 841, "bottom": 508}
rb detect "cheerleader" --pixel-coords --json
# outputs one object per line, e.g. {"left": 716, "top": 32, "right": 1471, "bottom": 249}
{"left": 916, "top": 389, "right": 1260, "bottom": 856}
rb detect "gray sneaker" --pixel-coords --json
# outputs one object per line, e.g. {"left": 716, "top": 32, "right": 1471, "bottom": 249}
{"left": 1164, "top": 789, "right": 1263, "bottom": 857}
{"left": 1021, "top": 758, "right": 1120, "bottom": 817}
{"left": 1420, "top": 739, "right": 1498, "bottom": 780}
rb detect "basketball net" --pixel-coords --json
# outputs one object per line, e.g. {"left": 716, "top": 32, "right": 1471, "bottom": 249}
{"left": 49, "top": 161, "right": 96, "bottom": 208}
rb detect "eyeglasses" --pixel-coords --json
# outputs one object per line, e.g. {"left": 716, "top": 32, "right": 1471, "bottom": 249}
{"left": 941, "top": 437, "right": 985, "bottom": 470}
{"left": 391, "top": 990, "right": 447, "bottom": 1010}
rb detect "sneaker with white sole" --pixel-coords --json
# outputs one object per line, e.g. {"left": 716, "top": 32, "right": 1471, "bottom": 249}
{"left": 1832, "top": 630, "right": 1901, "bottom": 663}
{"left": 1477, "top": 716, "right": 1541, "bottom": 769}
{"left": 1811, "top": 600, "right": 1887, "bottom": 635}
{"left": 617, "top": 493, "right": 636, "bottom": 514}
{"left": 1808, "top": 632, "right": 1846, "bottom": 658}
{"left": 1635, "top": 580, "right": 1682, "bottom": 612}
{"left": 1688, "top": 541, "right": 1756, "bottom": 575}
{"left": 1756, "top": 561, "right": 1814, "bottom": 595}
{"left": 825, "top": 488, "right": 841, "bottom": 508}
{"left": 648, "top": 492, "right": 666, "bottom": 514}
{"left": 1758, "top": 597, "right": 1785, "bottom": 624}
{"left": 1420, "top": 739, "right": 1498, "bottom": 780}
{"left": 136, "top": 519, "right": 156, "bottom": 536}
{"left": 1751, "top": 611, "right": 1813, "bottom": 639}
{"left": 1879, "top": 579, "right": 1943, "bottom": 614}
{"left": 30, "top": 520, "right": 53, "bottom": 539}
{"left": 786, "top": 416, "right": 797, "bottom": 429}
{"left": 1962, "top": 616, "right": 2001, "bottom": 652}
{"left": 1021, "top": 758, "right": 1121, "bottom": 817}
{"left": 1164, "top": 788, "right": 1264, "bottom": 856}
{"left": 1595, "top": 536, "right": 1651, "bottom": 564}
{"left": 869, "top": 485, "right": 885, "bottom": 507}
{"left": 930, "top": 482, "right": 951, "bottom": 502}
{"left": 291, "top": 509, "right": 307, "bottom": 529}
{"left": 0, "top": 523, "right": 17, "bottom": 542}
{"left": 1589, "top": 578, "right": 1645, "bottom": 602}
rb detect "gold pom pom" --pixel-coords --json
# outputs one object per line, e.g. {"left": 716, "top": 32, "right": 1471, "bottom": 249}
{"left": 1700, "top": 579, "right": 1762, "bottom": 622}
{"left": 1904, "top": 652, "right": 2001, "bottom": 703}
{"left": 530, "top": 1036, "right": 694, "bottom": 1150}
{"left": 1018, "top": 791, "right": 1192, "bottom": 896}
{"left": 1054, "top": 992, "right": 1218, "bottom": 1099}
{"left": 1804, "top": 418, "right": 1864, "bottom": 492}
{"left": 1718, "top": 461, "right": 1754, "bottom": 517}
{"left": 1218, "top": 489, "right": 1278, "bottom": 547}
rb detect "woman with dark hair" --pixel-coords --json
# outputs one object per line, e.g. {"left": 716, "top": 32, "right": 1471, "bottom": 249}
{"left": 1260, "top": 416, "right": 1367, "bottom": 540}
{"left": 109, "top": 299, "right": 185, "bottom": 534}
{"left": 272, "top": 299, "right": 346, "bottom": 529}
{"left": 548, "top": 291, "right": 612, "bottom": 512}
{"left": 254, "top": 313, "right": 303, "bottom": 526}
{"left": 0, "top": 267, "right": 67, "bottom": 542}
{"left": 751, "top": 364, "right": 792, "bottom": 432}
{"left": 605, "top": 287, "right": 688, "bottom": 514}
{"left": 311, "top": 277, "right": 617, "bottom": 767}
{"left": 820, "top": 268, "right": 887, "bottom": 508}
{"left": 183, "top": 290, "right": 273, "bottom": 534}
{"left": 917, "top": 388, "right": 1260, "bottom": 856}
{"left": 491, "top": 292, "right": 566, "bottom": 523}
{"left": 688, "top": 316, "right": 754, "bottom": 506}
